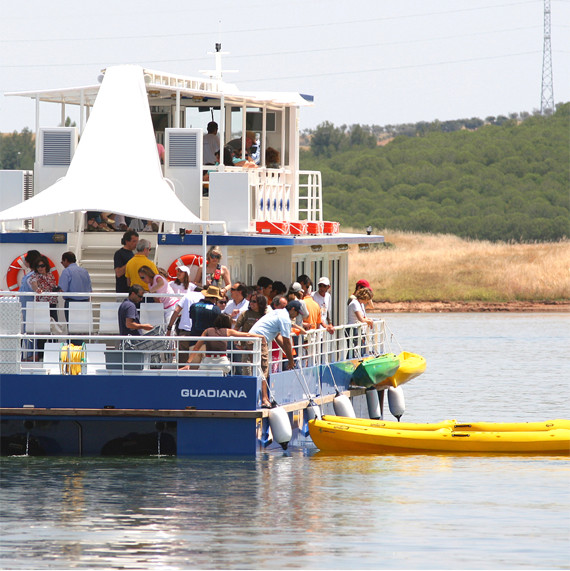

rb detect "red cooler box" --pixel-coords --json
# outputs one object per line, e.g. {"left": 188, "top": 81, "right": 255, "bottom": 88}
{"left": 256, "top": 221, "right": 290, "bottom": 235}
{"left": 307, "top": 221, "right": 324, "bottom": 234}
{"left": 323, "top": 221, "right": 340, "bottom": 234}
{"left": 289, "top": 221, "right": 308, "bottom": 235}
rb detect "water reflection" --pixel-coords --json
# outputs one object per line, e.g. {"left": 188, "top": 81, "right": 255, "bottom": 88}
{"left": 1, "top": 315, "right": 569, "bottom": 569}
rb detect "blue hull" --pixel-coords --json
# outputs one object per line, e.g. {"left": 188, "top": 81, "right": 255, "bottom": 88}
{"left": 0, "top": 364, "right": 359, "bottom": 456}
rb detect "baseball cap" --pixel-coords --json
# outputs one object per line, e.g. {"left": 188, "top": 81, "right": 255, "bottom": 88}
{"left": 177, "top": 265, "right": 191, "bottom": 275}
{"left": 356, "top": 279, "right": 371, "bottom": 289}
{"left": 286, "top": 300, "right": 302, "bottom": 313}
{"left": 318, "top": 277, "right": 330, "bottom": 286}
{"left": 290, "top": 282, "right": 303, "bottom": 293}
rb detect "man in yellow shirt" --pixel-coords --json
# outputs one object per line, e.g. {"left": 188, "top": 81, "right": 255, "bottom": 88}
{"left": 125, "top": 239, "right": 157, "bottom": 291}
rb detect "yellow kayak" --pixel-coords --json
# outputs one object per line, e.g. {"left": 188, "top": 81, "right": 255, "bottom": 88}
{"left": 375, "top": 351, "right": 426, "bottom": 389}
{"left": 320, "top": 416, "right": 570, "bottom": 432}
{"left": 309, "top": 416, "right": 570, "bottom": 454}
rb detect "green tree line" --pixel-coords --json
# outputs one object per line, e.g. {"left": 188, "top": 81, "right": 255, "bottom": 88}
{"left": 301, "top": 103, "right": 569, "bottom": 242}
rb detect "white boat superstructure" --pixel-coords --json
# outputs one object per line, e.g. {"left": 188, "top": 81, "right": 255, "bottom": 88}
{"left": 0, "top": 52, "right": 388, "bottom": 456}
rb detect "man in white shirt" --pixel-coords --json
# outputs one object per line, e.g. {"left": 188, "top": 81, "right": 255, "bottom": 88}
{"left": 312, "top": 276, "right": 333, "bottom": 327}
{"left": 250, "top": 299, "right": 300, "bottom": 407}
{"left": 223, "top": 282, "right": 249, "bottom": 324}
{"left": 203, "top": 121, "right": 220, "bottom": 165}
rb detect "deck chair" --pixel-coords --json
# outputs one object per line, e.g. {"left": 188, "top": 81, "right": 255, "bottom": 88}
{"left": 85, "top": 343, "right": 107, "bottom": 374}
{"left": 99, "top": 302, "right": 121, "bottom": 335}
{"left": 68, "top": 302, "right": 93, "bottom": 335}
{"left": 24, "top": 302, "right": 51, "bottom": 335}
{"left": 140, "top": 304, "right": 165, "bottom": 328}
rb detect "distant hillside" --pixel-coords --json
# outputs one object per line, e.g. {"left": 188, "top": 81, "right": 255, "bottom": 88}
{"left": 300, "top": 103, "right": 569, "bottom": 242}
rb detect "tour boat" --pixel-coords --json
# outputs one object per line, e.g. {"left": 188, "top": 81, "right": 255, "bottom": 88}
{"left": 0, "top": 52, "right": 408, "bottom": 456}
{"left": 308, "top": 416, "right": 570, "bottom": 454}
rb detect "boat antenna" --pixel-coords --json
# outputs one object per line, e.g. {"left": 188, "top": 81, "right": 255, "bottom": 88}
{"left": 200, "top": 39, "right": 237, "bottom": 81}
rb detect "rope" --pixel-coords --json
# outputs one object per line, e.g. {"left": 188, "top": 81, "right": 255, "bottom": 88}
{"left": 60, "top": 343, "right": 85, "bottom": 375}
{"left": 383, "top": 321, "right": 403, "bottom": 355}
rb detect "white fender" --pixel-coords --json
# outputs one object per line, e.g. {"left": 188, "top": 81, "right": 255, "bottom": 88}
{"left": 366, "top": 388, "right": 382, "bottom": 420}
{"left": 387, "top": 386, "right": 405, "bottom": 421}
{"left": 333, "top": 393, "right": 356, "bottom": 418}
{"left": 269, "top": 406, "right": 292, "bottom": 450}
{"left": 302, "top": 401, "right": 322, "bottom": 437}
{"left": 306, "top": 401, "right": 322, "bottom": 421}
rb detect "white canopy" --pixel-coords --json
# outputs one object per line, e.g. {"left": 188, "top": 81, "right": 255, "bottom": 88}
{"left": 0, "top": 65, "right": 210, "bottom": 226}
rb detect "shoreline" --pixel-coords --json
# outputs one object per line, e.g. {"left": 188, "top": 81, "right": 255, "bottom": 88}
{"left": 370, "top": 300, "right": 570, "bottom": 313}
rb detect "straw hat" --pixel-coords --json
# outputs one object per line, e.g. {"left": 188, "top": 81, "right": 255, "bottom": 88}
{"left": 201, "top": 285, "right": 223, "bottom": 299}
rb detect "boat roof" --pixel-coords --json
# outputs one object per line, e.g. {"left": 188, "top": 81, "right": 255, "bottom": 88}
{"left": 5, "top": 67, "right": 315, "bottom": 110}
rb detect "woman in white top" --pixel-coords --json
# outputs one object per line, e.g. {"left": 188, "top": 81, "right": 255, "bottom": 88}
{"left": 347, "top": 287, "right": 374, "bottom": 358}
{"left": 347, "top": 288, "right": 374, "bottom": 327}
{"left": 170, "top": 266, "right": 197, "bottom": 294}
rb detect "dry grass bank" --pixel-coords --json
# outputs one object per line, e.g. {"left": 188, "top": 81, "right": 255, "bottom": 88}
{"left": 348, "top": 230, "right": 570, "bottom": 302}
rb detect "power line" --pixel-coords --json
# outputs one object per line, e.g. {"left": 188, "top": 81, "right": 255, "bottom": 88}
{"left": 0, "top": 0, "right": 539, "bottom": 43}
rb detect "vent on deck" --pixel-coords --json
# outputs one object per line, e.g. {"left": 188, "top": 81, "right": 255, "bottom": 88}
{"left": 42, "top": 131, "right": 72, "bottom": 166}
{"left": 24, "top": 171, "right": 33, "bottom": 230}
{"left": 168, "top": 133, "right": 198, "bottom": 168}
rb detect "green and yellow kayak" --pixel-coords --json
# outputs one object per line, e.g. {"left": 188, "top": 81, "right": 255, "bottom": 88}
{"left": 375, "top": 351, "right": 426, "bottom": 389}
{"left": 309, "top": 416, "right": 570, "bottom": 454}
{"left": 350, "top": 353, "right": 400, "bottom": 388}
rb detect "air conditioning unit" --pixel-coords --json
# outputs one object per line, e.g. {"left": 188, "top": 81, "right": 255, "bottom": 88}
{"left": 34, "top": 127, "right": 78, "bottom": 232}
{"left": 164, "top": 128, "right": 203, "bottom": 218}
{"left": 0, "top": 170, "right": 34, "bottom": 230}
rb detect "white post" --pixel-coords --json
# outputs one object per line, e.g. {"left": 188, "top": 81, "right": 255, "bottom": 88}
{"left": 241, "top": 102, "right": 247, "bottom": 161}
{"left": 35, "top": 95, "right": 40, "bottom": 163}
{"left": 201, "top": 225, "right": 208, "bottom": 286}
{"left": 219, "top": 95, "right": 225, "bottom": 172}
{"left": 175, "top": 90, "right": 181, "bottom": 128}
{"left": 80, "top": 90, "right": 85, "bottom": 134}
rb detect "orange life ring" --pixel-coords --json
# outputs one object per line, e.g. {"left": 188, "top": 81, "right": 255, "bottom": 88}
{"left": 6, "top": 254, "right": 60, "bottom": 291}
{"left": 168, "top": 254, "right": 203, "bottom": 280}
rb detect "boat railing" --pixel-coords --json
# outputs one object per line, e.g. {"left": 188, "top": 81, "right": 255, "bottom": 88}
{"left": 297, "top": 170, "right": 323, "bottom": 222}
{"left": 284, "top": 320, "right": 386, "bottom": 368}
{"left": 0, "top": 329, "right": 264, "bottom": 377}
{"left": 0, "top": 293, "right": 385, "bottom": 376}
{"left": 216, "top": 166, "right": 322, "bottom": 223}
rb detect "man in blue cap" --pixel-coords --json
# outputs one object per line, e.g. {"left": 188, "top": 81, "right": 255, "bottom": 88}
{"left": 250, "top": 298, "right": 300, "bottom": 407}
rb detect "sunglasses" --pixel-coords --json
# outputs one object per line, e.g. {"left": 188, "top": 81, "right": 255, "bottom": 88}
{"left": 210, "top": 254, "right": 221, "bottom": 259}
{"left": 218, "top": 300, "right": 227, "bottom": 305}
{"left": 36, "top": 264, "right": 46, "bottom": 268}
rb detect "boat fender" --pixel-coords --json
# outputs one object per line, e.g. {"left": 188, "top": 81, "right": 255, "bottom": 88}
{"left": 366, "top": 388, "right": 382, "bottom": 420}
{"left": 269, "top": 406, "right": 292, "bottom": 450}
{"left": 167, "top": 254, "right": 203, "bottom": 280}
{"left": 302, "top": 401, "right": 322, "bottom": 437}
{"left": 387, "top": 386, "right": 405, "bottom": 421}
{"left": 306, "top": 400, "right": 322, "bottom": 421}
{"left": 7, "top": 254, "right": 60, "bottom": 291}
{"left": 333, "top": 393, "right": 356, "bottom": 418}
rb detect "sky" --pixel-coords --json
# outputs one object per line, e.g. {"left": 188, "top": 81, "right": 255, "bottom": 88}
{"left": 1, "top": 0, "right": 568, "bottom": 133}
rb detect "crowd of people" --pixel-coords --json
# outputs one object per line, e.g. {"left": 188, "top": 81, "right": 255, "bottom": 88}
{"left": 19, "top": 236, "right": 376, "bottom": 398}
{"left": 117, "top": 240, "right": 375, "bottom": 406}
{"left": 86, "top": 212, "right": 159, "bottom": 233}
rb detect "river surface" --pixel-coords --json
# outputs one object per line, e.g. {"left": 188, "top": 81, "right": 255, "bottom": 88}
{"left": 1, "top": 313, "right": 569, "bottom": 569}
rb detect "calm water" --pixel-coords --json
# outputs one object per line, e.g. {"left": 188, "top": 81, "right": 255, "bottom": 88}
{"left": 1, "top": 314, "right": 569, "bottom": 570}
